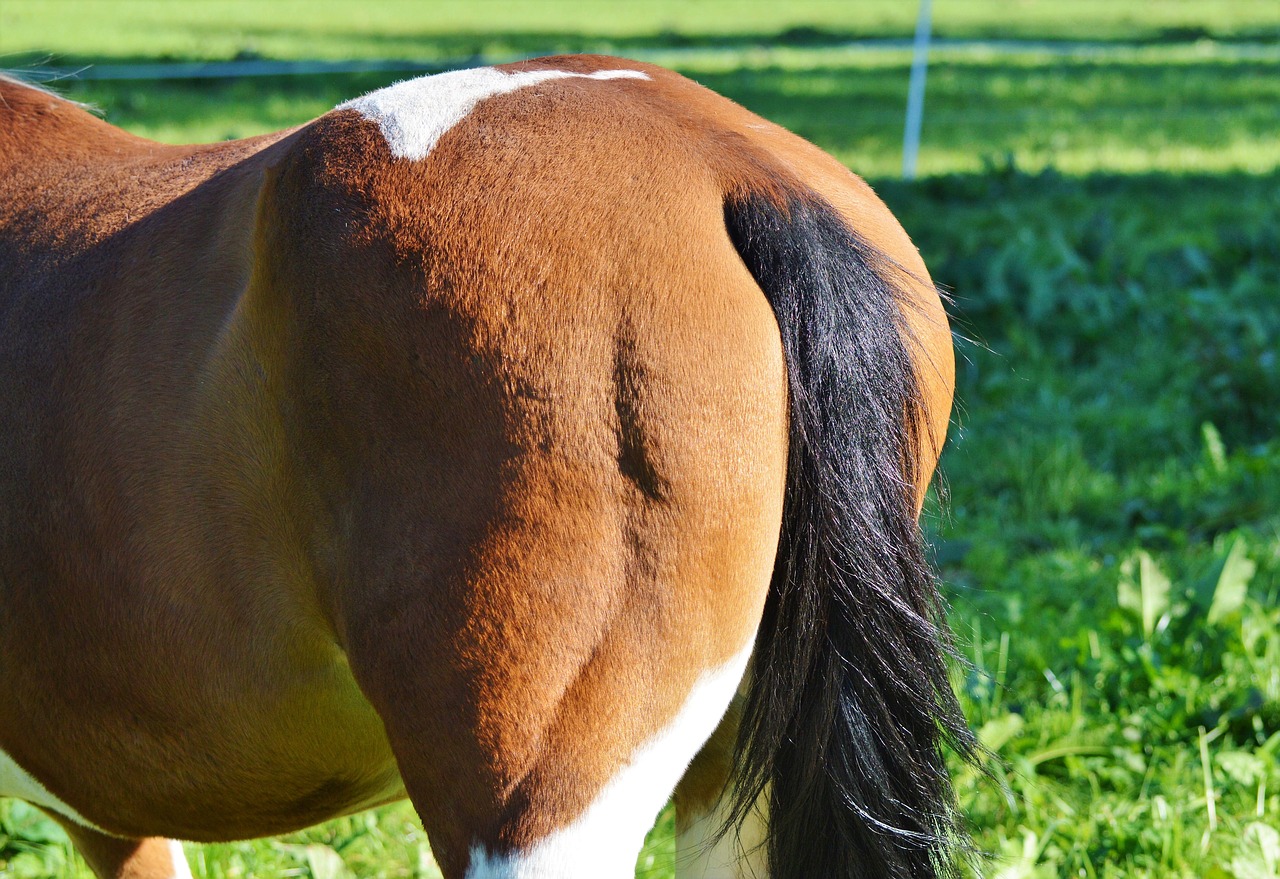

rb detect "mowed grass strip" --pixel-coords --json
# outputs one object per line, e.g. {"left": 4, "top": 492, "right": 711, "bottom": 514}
{"left": 3, "top": 0, "right": 1279, "bottom": 65}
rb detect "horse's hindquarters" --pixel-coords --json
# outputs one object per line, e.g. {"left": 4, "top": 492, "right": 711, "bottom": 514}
{"left": 264, "top": 78, "right": 791, "bottom": 874}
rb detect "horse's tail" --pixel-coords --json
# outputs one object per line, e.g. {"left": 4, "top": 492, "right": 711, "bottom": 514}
{"left": 723, "top": 188, "right": 976, "bottom": 879}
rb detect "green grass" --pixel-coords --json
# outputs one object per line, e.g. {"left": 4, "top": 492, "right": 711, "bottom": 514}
{"left": 3, "top": 2, "right": 1279, "bottom": 878}
{"left": 879, "top": 167, "right": 1280, "bottom": 878}
{"left": 1, "top": 799, "right": 677, "bottom": 877}
{"left": 2, "top": 0, "right": 1279, "bottom": 65}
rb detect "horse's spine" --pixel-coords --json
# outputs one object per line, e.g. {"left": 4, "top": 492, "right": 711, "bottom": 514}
{"left": 722, "top": 190, "right": 976, "bottom": 879}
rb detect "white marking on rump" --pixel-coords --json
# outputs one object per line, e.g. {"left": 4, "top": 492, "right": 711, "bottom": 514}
{"left": 464, "top": 640, "right": 755, "bottom": 879}
{"left": 1, "top": 745, "right": 106, "bottom": 831}
{"left": 337, "top": 67, "right": 650, "bottom": 161}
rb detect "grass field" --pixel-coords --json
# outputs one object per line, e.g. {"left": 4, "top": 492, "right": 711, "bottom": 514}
{"left": 3, "top": 0, "right": 1280, "bottom": 64}
{"left": 2, "top": 2, "right": 1278, "bottom": 878}
{"left": 4, "top": 2, "right": 1280, "bottom": 177}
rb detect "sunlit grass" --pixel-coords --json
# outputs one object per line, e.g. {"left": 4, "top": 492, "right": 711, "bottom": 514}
{"left": 2, "top": 0, "right": 1278, "bottom": 65}
{"left": 891, "top": 167, "right": 1280, "bottom": 879}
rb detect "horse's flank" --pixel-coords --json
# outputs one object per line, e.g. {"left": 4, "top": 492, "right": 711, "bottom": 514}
{"left": 0, "top": 76, "right": 405, "bottom": 838}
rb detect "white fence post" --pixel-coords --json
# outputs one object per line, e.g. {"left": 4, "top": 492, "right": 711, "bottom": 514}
{"left": 903, "top": 0, "right": 933, "bottom": 179}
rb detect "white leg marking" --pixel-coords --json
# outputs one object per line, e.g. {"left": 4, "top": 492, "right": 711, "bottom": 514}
{"left": 676, "top": 794, "right": 768, "bottom": 879}
{"left": 337, "top": 66, "right": 650, "bottom": 161}
{"left": 465, "top": 641, "right": 755, "bottom": 879}
{"left": 0, "top": 745, "right": 106, "bottom": 831}
{"left": 167, "top": 839, "right": 194, "bottom": 879}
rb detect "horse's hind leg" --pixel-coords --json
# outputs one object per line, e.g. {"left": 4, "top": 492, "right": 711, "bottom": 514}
{"left": 336, "top": 459, "right": 777, "bottom": 878}
{"left": 46, "top": 814, "right": 190, "bottom": 879}
{"left": 335, "top": 361, "right": 784, "bottom": 878}
{"left": 353, "top": 603, "right": 759, "bottom": 879}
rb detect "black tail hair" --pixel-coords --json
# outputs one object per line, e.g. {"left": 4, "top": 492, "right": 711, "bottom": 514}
{"left": 724, "top": 189, "right": 977, "bottom": 879}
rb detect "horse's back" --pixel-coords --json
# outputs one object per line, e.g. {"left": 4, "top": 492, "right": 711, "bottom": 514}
{"left": 0, "top": 75, "right": 296, "bottom": 457}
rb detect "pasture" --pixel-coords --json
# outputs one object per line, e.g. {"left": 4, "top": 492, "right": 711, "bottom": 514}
{"left": 2, "top": 2, "right": 1278, "bottom": 877}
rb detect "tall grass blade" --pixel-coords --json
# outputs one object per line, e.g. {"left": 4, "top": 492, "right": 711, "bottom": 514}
{"left": 1201, "top": 422, "right": 1228, "bottom": 474}
{"left": 1207, "top": 538, "right": 1254, "bottom": 626}
{"left": 1119, "top": 551, "right": 1171, "bottom": 641}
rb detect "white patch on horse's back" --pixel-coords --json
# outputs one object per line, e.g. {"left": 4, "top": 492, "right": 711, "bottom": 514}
{"left": 337, "top": 67, "right": 650, "bottom": 161}
{"left": 0, "top": 745, "right": 106, "bottom": 831}
{"left": 464, "top": 640, "right": 754, "bottom": 879}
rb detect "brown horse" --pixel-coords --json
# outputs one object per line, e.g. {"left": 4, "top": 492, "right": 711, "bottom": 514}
{"left": 0, "top": 56, "right": 972, "bottom": 879}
